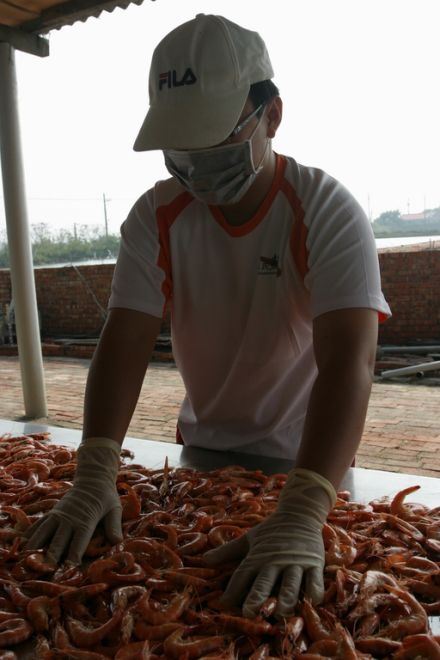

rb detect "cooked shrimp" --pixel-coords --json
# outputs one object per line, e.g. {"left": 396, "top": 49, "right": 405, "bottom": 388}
{"left": 390, "top": 485, "right": 422, "bottom": 517}
{"left": 65, "top": 609, "right": 123, "bottom": 647}
{"left": 259, "top": 596, "right": 277, "bottom": 618}
{"left": 25, "top": 551, "right": 57, "bottom": 573}
{"left": 48, "top": 650, "right": 109, "bottom": 659}
{"left": 21, "top": 579, "right": 75, "bottom": 597}
{"left": 111, "top": 585, "right": 147, "bottom": 611}
{"left": 379, "top": 584, "right": 430, "bottom": 639}
{"left": 0, "top": 651, "right": 18, "bottom": 660}
{"left": 214, "top": 613, "right": 274, "bottom": 636}
{"left": 114, "top": 641, "right": 151, "bottom": 659}
{"left": 0, "top": 505, "right": 32, "bottom": 532}
{"left": 136, "top": 587, "right": 192, "bottom": 625}
{"left": 87, "top": 552, "right": 145, "bottom": 585}
{"left": 2, "top": 432, "right": 440, "bottom": 657}
{"left": 0, "top": 618, "right": 33, "bottom": 647}
{"left": 393, "top": 633, "right": 440, "bottom": 660}
{"left": 307, "top": 638, "right": 339, "bottom": 655}
{"left": 177, "top": 531, "right": 208, "bottom": 555}
{"left": 118, "top": 482, "right": 141, "bottom": 521}
{"left": 301, "top": 599, "right": 335, "bottom": 641}
{"left": 26, "top": 594, "right": 60, "bottom": 632}
{"left": 60, "top": 583, "right": 109, "bottom": 611}
{"left": 2, "top": 582, "right": 31, "bottom": 609}
{"left": 120, "top": 538, "right": 183, "bottom": 570}
{"left": 133, "top": 620, "right": 183, "bottom": 641}
{"left": 198, "top": 641, "right": 236, "bottom": 659}
{"left": 163, "top": 625, "right": 225, "bottom": 659}
{"left": 354, "top": 636, "right": 402, "bottom": 655}
{"left": 207, "top": 525, "right": 245, "bottom": 547}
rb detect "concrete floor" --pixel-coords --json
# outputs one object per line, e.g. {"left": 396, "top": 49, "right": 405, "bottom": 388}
{"left": 0, "top": 356, "right": 439, "bottom": 477}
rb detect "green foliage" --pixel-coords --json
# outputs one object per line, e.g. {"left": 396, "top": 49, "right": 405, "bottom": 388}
{"left": 373, "top": 210, "right": 402, "bottom": 230}
{"left": 0, "top": 240, "right": 9, "bottom": 269}
{"left": 0, "top": 223, "right": 120, "bottom": 268}
{"left": 372, "top": 206, "right": 440, "bottom": 237}
{"left": 2, "top": 205, "right": 440, "bottom": 268}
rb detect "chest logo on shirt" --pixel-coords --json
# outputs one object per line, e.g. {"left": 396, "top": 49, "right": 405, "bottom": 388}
{"left": 258, "top": 254, "right": 282, "bottom": 277}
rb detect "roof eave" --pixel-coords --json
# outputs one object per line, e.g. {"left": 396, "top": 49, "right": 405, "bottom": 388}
{"left": 10, "top": 0, "right": 145, "bottom": 35}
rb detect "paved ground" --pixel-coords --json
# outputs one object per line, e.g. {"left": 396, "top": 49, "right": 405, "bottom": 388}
{"left": 0, "top": 356, "right": 439, "bottom": 477}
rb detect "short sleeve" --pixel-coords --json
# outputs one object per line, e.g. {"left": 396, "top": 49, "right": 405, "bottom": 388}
{"left": 108, "top": 190, "right": 167, "bottom": 318}
{"left": 303, "top": 171, "right": 391, "bottom": 321}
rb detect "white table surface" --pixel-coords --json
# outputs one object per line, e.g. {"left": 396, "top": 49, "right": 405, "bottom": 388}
{"left": 1, "top": 418, "right": 439, "bottom": 506}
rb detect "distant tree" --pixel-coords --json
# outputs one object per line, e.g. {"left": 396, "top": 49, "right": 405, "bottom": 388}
{"left": 0, "top": 222, "right": 120, "bottom": 267}
{"left": 0, "top": 242, "right": 8, "bottom": 268}
{"left": 372, "top": 206, "right": 440, "bottom": 237}
{"left": 373, "top": 210, "right": 401, "bottom": 228}
{"left": 0, "top": 229, "right": 7, "bottom": 268}
{"left": 31, "top": 223, "right": 51, "bottom": 242}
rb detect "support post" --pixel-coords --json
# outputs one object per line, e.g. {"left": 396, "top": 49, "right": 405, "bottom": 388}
{"left": 0, "top": 43, "right": 48, "bottom": 418}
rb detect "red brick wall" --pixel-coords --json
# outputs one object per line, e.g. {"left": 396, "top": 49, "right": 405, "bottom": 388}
{"left": 0, "top": 271, "right": 11, "bottom": 310}
{"left": 33, "top": 265, "right": 114, "bottom": 337}
{"left": 378, "top": 250, "right": 440, "bottom": 344}
{"left": 0, "top": 248, "right": 439, "bottom": 344}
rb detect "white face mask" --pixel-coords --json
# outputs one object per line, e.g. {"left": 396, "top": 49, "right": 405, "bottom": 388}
{"left": 163, "top": 109, "right": 268, "bottom": 205}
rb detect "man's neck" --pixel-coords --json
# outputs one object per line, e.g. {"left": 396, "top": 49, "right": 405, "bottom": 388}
{"left": 219, "top": 150, "right": 277, "bottom": 226}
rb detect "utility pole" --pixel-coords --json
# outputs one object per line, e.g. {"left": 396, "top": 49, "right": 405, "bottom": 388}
{"left": 367, "top": 194, "right": 372, "bottom": 223}
{"left": 103, "top": 192, "right": 109, "bottom": 237}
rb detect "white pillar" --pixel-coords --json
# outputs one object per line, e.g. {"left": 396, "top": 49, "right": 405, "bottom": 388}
{"left": 0, "top": 43, "right": 47, "bottom": 418}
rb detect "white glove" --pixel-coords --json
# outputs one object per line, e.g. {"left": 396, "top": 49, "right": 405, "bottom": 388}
{"left": 26, "top": 438, "right": 123, "bottom": 565}
{"left": 204, "top": 468, "right": 336, "bottom": 618}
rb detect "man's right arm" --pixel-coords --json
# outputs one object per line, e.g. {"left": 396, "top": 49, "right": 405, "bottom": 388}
{"left": 82, "top": 307, "right": 163, "bottom": 446}
{"left": 25, "top": 307, "right": 162, "bottom": 564}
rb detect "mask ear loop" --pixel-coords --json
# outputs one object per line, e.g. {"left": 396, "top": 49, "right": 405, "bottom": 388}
{"left": 249, "top": 108, "right": 271, "bottom": 173}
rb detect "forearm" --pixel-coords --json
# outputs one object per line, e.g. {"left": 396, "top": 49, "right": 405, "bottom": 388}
{"left": 83, "top": 343, "right": 147, "bottom": 445}
{"left": 83, "top": 309, "right": 162, "bottom": 445}
{"left": 295, "top": 358, "right": 374, "bottom": 490}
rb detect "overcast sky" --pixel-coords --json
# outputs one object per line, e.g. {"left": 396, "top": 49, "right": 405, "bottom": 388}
{"left": 1, "top": 0, "right": 439, "bottom": 236}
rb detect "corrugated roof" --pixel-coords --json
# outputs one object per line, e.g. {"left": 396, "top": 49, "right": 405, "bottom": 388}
{"left": 0, "top": 0, "right": 145, "bottom": 34}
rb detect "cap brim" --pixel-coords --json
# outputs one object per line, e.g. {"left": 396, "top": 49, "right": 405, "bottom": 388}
{"left": 133, "top": 87, "right": 250, "bottom": 151}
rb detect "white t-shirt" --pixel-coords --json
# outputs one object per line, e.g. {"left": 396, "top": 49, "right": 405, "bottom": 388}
{"left": 109, "top": 154, "right": 391, "bottom": 459}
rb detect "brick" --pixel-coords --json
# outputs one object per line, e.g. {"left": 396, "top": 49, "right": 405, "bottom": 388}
{"left": 1, "top": 249, "right": 439, "bottom": 343}
{"left": 1, "top": 357, "right": 440, "bottom": 476}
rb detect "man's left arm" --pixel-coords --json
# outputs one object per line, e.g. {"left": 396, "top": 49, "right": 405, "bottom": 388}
{"left": 295, "top": 306, "right": 379, "bottom": 490}
{"left": 204, "top": 306, "right": 379, "bottom": 617}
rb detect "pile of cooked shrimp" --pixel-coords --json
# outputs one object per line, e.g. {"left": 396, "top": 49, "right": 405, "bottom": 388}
{"left": 0, "top": 433, "right": 439, "bottom": 659}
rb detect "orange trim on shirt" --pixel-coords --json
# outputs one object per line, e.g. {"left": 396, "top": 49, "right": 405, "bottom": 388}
{"left": 280, "top": 176, "right": 388, "bottom": 323}
{"left": 209, "top": 153, "right": 287, "bottom": 237}
{"left": 279, "top": 169, "right": 309, "bottom": 280}
{"left": 156, "top": 191, "right": 193, "bottom": 316}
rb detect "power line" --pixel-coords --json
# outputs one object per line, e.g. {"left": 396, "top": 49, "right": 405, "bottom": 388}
{"left": 0, "top": 196, "right": 133, "bottom": 201}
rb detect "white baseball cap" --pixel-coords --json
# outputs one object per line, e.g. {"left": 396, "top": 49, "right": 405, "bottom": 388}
{"left": 133, "top": 14, "right": 274, "bottom": 151}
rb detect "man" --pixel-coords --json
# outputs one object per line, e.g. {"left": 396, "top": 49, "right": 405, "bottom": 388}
{"left": 27, "top": 14, "right": 390, "bottom": 618}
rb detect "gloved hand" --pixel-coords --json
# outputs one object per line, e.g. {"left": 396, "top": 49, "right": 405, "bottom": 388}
{"left": 25, "top": 437, "right": 123, "bottom": 565}
{"left": 204, "top": 467, "right": 337, "bottom": 618}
